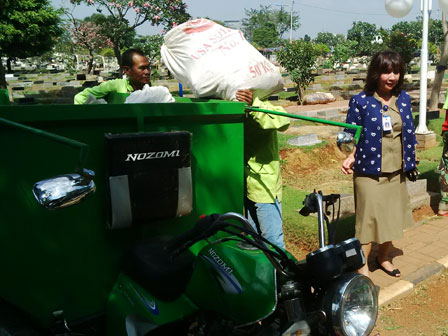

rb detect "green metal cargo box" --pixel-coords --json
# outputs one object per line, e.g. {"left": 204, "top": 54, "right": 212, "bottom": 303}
{"left": 0, "top": 98, "right": 245, "bottom": 328}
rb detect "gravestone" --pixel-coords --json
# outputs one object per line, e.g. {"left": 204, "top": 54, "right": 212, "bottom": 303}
{"left": 59, "top": 86, "right": 76, "bottom": 97}
{"left": 82, "top": 81, "right": 99, "bottom": 88}
{"left": 287, "top": 134, "right": 322, "bottom": 147}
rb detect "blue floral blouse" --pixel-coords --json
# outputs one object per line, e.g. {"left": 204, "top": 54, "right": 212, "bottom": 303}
{"left": 344, "top": 90, "right": 417, "bottom": 175}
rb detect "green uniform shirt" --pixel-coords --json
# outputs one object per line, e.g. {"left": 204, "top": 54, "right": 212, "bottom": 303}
{"left": 74, "top": 78, "right": 134, "bottom": 104}
{"left": 245, "top": 98, "right": 290, "bottom": 203}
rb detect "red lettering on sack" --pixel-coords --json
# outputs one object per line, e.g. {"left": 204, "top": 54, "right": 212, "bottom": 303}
{"left": 248, "top": 61, "right": 275, "bottom": 78}
{"left": 249, "top": 66, "right": 256, "bottom": 78}
{"left": 183, "top": 19, "right": 216, "bottom": 34}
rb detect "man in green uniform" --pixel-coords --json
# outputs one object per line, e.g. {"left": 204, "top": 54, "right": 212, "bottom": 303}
{"left": 74, "top": 48, "right": 151, "bottom": 104}
{"left": 236, "top": 90, "right": 290, "bottom": 249}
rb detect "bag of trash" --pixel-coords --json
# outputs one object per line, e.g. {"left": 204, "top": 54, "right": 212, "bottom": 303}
{"left": 84, "top": 94, "right": 107, "bottom": 104}
{"left": 161, "top": 18, "right": 284, "bottom": 101}
{"left": 125, "top": 85, "right": 175, "bottom": 104}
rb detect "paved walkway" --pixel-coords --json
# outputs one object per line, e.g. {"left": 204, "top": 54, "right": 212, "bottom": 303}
{"left": 368, "top": 216, "right": 448, "bottom": 305}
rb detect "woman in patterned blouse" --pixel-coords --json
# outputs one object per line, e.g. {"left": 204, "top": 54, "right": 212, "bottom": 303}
{"left": 341, "top": 51, "right": 417, "bottom": 279}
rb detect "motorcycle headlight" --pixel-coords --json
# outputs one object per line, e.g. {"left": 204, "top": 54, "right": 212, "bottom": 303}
{"left": 323, "top": 273, "right": 378, "bottom": 336}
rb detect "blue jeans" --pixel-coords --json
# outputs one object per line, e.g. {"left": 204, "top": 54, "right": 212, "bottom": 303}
{"left": 245, "top": 197, "right": 285, "bottom": 249}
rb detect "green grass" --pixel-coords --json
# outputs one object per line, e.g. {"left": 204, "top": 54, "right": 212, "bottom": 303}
{"left": 277, "top": 91, "right": 297, "bottom": 99}
{"left": 278, "top": 132, "right": 301, "bottom": 150}
{"left": 416, "top": 111, "right": 445, "bottom": 192}
{"left": 282, "top": 186, "right": 321, "bottom": 253}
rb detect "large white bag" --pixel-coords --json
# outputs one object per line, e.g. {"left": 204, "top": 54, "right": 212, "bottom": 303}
{"left": 161, "top": 18, "right": 284, "bottom": 101}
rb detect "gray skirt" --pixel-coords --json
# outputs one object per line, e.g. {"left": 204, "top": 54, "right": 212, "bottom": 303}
{"left": 354, "top": 170, "right": 414, "bottom": 245}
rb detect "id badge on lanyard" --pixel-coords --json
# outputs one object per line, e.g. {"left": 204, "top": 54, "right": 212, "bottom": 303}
{"left": 382, "top": 105, "right": 392, "bottom": 132}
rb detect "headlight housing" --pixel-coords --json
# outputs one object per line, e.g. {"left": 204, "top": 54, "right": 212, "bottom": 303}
{"left": 323, "top": 273, "right": 378, "bottom": 336}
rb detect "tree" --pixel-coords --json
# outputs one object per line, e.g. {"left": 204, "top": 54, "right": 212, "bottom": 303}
{"left": 331, "top": 40, "right": 358, "bottom": 68}
{"left": 133, "top": 34, "right": 164, "bottom": 64}
{"left": 314, "top": 32, "right": 345, "bottom": 51}
{"left": 133, "top": 34, "right": 164, "bottom": 78}
{"left": 65, "top": 11, "right": 113, "bottom": 74}
{"left": 85, "top": 13, "right": 136, "bottom": 60}
{"left": 428, "top": 18, "right": 444, "bottom": 46}
{"left": 391, "top": 21, "right": 421, "bottom": 41}
{"left": 429, "top": 12, "right": 448, "bottom": 111}
{"left": 242, "top": 5, "right": 299, "bottom": 42}
{"left": 276, "top": 40, "right": 320, "bottom": 104}
{"left": 69, "top": 0, "right": 190, "bottom": 70}
{"left": 314, "top": 43, "right": 330, "bottom": 57}
{"left": 252, "top": 22, "right": 279, "bottom": 48}
{"left": 0, "top": 0, "right": 63, "bottom": 88}
{"left": 347, "top": 21, "right": 378, "bottom": 56}
{"left": 386, "top": 31, "right": 418, "bottom": 68}
{"left": 303, "top": 34, "right": 311, "bottom": 42}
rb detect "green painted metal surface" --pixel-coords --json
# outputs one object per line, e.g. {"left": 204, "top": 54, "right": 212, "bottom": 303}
{"left": 185, "top": 239, "right": 277, "bottom": 324}
{"left": 0, "top": 89, "right": 10, "bottom": 105}
{"left": 0, "top": 99, "right": 245, "bottom": 328}
{"left": 107, "top": 273, "right": 198, "bottom": 336}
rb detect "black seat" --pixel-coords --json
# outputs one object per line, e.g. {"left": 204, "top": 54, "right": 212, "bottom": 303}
{"left": 123, "top": 241, "right": 195, "bottom": 302}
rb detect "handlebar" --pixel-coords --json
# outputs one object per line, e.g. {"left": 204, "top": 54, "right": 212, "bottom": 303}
{"left": 299, "top": 191, "right": 341, "bottom": 248}
{"left": 164, "top": 214, "right": 222, "bottom": 253}
{"left": 164, "top": 212, "right": 293, "bottom": 277}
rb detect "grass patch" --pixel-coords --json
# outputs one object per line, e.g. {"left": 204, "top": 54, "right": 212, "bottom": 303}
{"left": 277, "top": 91, "right": 297, "bottom": 99}
{"left": 416, "top": 112, "right": 444, "bottom": 192}
{"left": 418, "top": 160, "right": 440, "bottom": 192}
{"left": 282, "top": 185, "right": 320, "bottom": 256}
{"left": 282, "top": 185, "right": 354, "bottom": 257}
{"left": 278, "top": 133, "right": 301, "bottom": 150}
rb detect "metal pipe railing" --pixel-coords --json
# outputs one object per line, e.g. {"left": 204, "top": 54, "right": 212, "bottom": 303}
{"left": 247, "top": 106, "right": 362, "bottom": 143}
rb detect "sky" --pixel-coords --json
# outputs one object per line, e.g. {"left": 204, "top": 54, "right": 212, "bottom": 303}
{"left": 52, "top": 0, "right": 444, "bottom": 39}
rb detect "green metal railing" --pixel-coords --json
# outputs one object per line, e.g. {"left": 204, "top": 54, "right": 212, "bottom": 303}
{"left": 247, "top": 107, "right": 362, "bottom": 143}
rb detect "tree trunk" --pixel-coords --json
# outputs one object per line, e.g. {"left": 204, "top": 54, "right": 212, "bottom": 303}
{"left": 6, "top": 57, "right": 13, "bottom": 73}
{"left": 429, "top": 13, "right": 448, "bottom": 111}
{"left": 87, "top": 50, "right": 94, "bottom": 74}
{"left": 0, "top": 56, "right": 7, "bottom": 90}
{"left": 297, "top": 84, "right": 303, "bottom": 105}
{"left": 113, "top": 42, "right": 122, "bottom": 77}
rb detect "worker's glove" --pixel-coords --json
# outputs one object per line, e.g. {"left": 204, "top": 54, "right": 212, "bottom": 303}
{"left": 406, "top": 168, "right": 419, "bottom": 182}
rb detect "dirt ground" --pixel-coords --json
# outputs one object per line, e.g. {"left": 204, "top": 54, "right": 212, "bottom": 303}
{"left": 280, "top": 141, "right": 353, "bottom": 194}
{"left": 373, "top": 270, "right": 448, "bottom": 336}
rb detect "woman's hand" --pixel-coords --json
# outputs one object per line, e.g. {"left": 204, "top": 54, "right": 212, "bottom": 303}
{"left": 341, "top": 153, "right": 355, "bottom": 175}
{"left": 236, "top": 89, "right": 253, "bottom": 105}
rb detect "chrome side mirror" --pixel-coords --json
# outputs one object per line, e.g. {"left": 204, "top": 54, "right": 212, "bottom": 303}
{"left": 33, "top": 169, "right": 96, "bottom": 209}
{"left": 336, "top": 132, "right": 355, "bottom": 154}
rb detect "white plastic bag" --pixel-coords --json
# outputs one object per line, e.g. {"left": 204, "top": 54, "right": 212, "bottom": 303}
{"left": 161, "top": 18, "right": 284, "bottom": 101}
{"left": 84, "top": 94, "right": 107, "bottom": 104}
{"left": 124, "top": 85, "right": 175, "bottom": 104}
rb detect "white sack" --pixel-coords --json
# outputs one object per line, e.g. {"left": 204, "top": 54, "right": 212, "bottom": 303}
{"left": 161, "top": 18, "right": 284, "bottom": 101}
{"left": 84, "top": 94, "right": 107, "bottom": 104}
{"left": 124, "top": 85, "right": 175, "bottom": 104}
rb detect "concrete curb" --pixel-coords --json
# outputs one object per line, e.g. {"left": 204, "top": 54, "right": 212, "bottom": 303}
{"left": 378, "top": 255, "right": 448, "bottom": 306}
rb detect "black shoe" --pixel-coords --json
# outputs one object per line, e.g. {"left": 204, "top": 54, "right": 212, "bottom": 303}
{"left": 376, "top": 257, "right": 401, "bottom": 277}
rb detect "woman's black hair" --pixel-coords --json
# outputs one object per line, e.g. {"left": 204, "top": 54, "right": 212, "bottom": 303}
{"left": 364, "top": 50, "right": 405, "bottom": 96}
